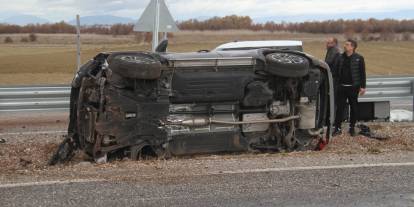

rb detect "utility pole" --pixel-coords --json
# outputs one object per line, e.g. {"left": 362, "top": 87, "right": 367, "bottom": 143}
{"left": 76, "top": 14, "right": 81, "bottom": 71}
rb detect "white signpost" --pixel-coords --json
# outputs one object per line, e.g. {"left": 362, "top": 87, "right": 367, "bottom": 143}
{"left": 134, "top": 0, "right": 180, "bottom": 52}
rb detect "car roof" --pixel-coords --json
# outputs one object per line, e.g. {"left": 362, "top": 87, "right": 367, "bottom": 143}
{"left": 214, "top": 40, "right": 303, "bottom": 51}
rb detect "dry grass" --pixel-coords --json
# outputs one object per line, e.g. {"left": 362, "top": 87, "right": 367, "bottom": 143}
{"left": 0, "top": 73, "right": 73, "bottom": 85}
{"left": 0, "top": 32, "right": 413, "bottom": 85}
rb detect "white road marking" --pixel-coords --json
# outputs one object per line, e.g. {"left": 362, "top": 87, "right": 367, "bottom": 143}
{"left": 217, "top": 162, "right": 414, "bottom": 175}
{"left": 0, "top": 131, "right": 66, "bottom": 136}
{"left": 1, "top": 162, "right": 413, "bottom": 188}
{"left": 0, "top": 179, "right": 105, "bottom": 188}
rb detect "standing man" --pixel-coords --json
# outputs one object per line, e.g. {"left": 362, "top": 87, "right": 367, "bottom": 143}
{"left": 325, "top": 37, "right": 342, "bottom": 118}
{"left": 325, "top": 37, "right": 341, "bottom": 71}
{"left": 333, "top": 39, "right": 367, "bottom": 136}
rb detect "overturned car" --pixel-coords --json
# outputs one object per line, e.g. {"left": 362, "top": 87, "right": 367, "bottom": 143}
{"left": 50, "top": 41, "right": 334, "bottom": 164}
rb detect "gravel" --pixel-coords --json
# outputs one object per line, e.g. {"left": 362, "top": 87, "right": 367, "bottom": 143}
{"left": 0, "top": 122, "right": 413, "bottom": 183}
{"left": 327, "top": 122, "right": 414, "bottom": 153}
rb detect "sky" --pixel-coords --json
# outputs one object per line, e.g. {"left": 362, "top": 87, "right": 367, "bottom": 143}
{"left": 0, "top": 0, "right": 413, "bottom": 22}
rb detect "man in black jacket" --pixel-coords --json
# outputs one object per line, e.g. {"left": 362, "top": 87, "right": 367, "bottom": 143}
{"left": 333, "top": 39, "right": 367, "bottom": 136}
{"left": 325, "top": 37, "right": 341, "bottom": 116}
{"left": 325, "top": 37, "right": 341, "bottom": 71}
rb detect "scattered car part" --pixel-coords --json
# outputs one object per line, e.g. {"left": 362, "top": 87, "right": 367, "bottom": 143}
{"left": 48, "top": 135, "right": 77, "bottom": 165}
{"left": 357, "top": 124, "right": 390, "bottom": 140}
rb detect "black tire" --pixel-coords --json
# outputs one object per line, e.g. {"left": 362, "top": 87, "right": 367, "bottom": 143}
{"left": 265, "top": 53, "right": 310, "bottom": 78}
{"left": 108, "top": 52, "right": 162, "bottom": 80}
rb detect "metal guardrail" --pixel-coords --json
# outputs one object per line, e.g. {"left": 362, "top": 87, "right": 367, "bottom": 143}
{"left": 0, "top": 85, "right": 70, "bottom": 111}
{"left": 360, "top": 76, "right": 414, "bottom": 102}
{"left": 1, "top": 76, "right": 413, "bottom": 112}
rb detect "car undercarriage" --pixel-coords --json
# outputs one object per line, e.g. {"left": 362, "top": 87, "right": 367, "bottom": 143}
{"left": 49, "top": 46, "right": 334, "bottom": 165}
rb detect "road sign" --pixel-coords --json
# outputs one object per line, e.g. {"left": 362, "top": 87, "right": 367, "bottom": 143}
{"left": 134, "top": 0, "right": 179, "bottom": 51}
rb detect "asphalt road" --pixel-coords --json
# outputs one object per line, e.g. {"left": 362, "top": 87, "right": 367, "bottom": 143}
{"left": 1, "top": 163, "right": 413, "bottom": 207}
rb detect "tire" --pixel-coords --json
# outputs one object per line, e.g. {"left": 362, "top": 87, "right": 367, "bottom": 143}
{"left": 108, "top": 52, "right": 162, "bottom": 80}
{"left": 265, "top": 52, "right": 310, "bottom": 78}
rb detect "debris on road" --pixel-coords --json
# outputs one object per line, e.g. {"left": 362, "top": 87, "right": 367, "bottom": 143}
{"left": 19, "top": 158, "right": 32, "bottom": 167}
{"left": 48, "top": 135, "right": 76, "bottom": 166}
{"left": 357, "top": 124, "right": 391, "bottom": 140}
{"left": 0, "top": 138, "right": 6, "bottom": 144}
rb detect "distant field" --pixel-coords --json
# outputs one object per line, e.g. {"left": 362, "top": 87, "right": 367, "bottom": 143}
{"left": 0, "top": 31, "right": 413, "bottom": 85}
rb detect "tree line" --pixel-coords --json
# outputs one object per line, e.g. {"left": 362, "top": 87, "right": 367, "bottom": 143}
{"left": 0, "top": 16, "right": 413, "bottom": 35}
{"left": 0, "top": 21, "right": 134, "bottom": 35}
{"left": 179, "top": 16, "right": 414, "bottom": 33}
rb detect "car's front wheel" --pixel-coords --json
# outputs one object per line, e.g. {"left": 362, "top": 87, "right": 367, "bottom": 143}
{"left": 108, "top": 52, "right": 162, "bottom": 80}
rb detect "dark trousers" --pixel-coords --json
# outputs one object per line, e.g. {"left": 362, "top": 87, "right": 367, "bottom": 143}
{"left": 334, "top": 85, "right": 359, "bottom": 129}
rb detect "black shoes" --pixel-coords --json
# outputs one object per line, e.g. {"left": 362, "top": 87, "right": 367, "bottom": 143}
{"left": 333, "top": 128, "right": 342, "bottom": 136}
{"left": 333, "top": 127, "right": 356, "bottom": 137}
{"left": 349, "top": 127, "right": 356, "bottom": 137}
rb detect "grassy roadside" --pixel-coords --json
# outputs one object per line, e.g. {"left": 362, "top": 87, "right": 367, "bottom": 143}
{"left": 0, "top": 32, "right": 413, "bottom": 85}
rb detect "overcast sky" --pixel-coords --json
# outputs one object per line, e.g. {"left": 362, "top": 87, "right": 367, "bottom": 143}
{"left": 1, "top": 0, "right": 413, "bottom": 22}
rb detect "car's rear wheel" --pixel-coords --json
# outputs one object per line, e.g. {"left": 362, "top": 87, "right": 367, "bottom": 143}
{"left": 265, "top": 53, "right": 309, "bottom": 78}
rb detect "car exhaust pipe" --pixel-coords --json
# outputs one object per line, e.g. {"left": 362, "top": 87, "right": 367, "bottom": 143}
{"left": 177, "top": 115, "right": 301, "bottom": 127}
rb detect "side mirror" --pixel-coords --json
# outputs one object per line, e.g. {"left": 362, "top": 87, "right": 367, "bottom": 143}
{"left": 155, "top": 39, "right": 168, "bottom": 53}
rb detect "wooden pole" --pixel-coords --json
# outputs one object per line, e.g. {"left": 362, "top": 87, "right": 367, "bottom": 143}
{"left": 76, "top": 14, "right": 81, "bottom": 71}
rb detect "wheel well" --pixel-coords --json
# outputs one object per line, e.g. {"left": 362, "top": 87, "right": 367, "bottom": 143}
{"left": 140, "top": 145, "right": 158, "bottom": 158}
{"left": 130, "top": 144, "right": 158, "bottom": 160}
